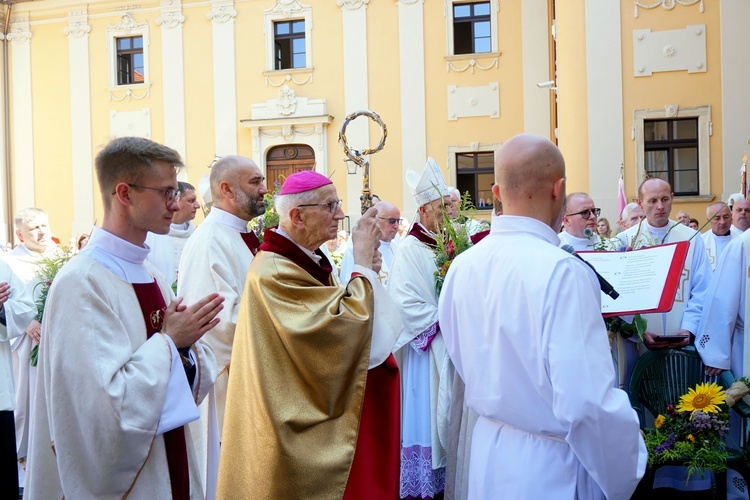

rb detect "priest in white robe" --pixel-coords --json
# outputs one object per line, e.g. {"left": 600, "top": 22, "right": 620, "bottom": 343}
{"left": 389, "top": 158, "right": 457, "bottom": 498}
{"left": 0, "top": 257, "right": 37, "bottom": 499}
{"left": 439, "top": 134, "right": 646, "bottom": 499}
{"left": 728, "top": 194, "right": 749, "bottom": 237}
{"left": 701, "top": 201, "right": 734, "bottom": 272}
{"left": 558, "top": 192, "right": 602, "bottom": 251}
{"left": 177, "top": 155, "right": 267, "bottom": 498}
{"left": 6, "top": 207, "right": 56, "bottom": 485}
{"left": 145, "top": 181, "right": 200, "bottom": 286}
{"left": 339, "top": 200, "right": 400, "bottom": 287}
{"left": 25, "top": 137, "right": 224, "bottom": 499}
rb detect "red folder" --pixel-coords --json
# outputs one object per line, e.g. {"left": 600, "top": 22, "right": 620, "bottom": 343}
{"left": 582, "top": 241, "right": 689, "bottom": 317}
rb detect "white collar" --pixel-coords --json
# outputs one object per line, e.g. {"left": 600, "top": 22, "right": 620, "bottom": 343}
{"left": 85, "top": 226, "right": 150, "bottom": 265}
{"left": 207, "top": 207, "right": 250, "bottom": 233}
{"left": 491, "top": 215, "right": 560, "bottom": 246}
{"left": 275, "top": 227, "right": 322, "bottom": 265}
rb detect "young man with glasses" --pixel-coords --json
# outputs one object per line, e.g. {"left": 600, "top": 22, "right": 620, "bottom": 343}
{"left": 176, "top": 155, "right": 268, "bottom": 497}
{"left": 559, "top": 192, "right": 601, "bottom": 251}
{"left": 217, "top": 170, "right": 402, "bottom": 499}
{"left": 26, "top": 136, "right": 224, "bottom": 499}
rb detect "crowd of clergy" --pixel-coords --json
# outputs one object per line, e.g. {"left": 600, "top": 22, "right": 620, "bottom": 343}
{"left": 1, "top": 133, "right": 750, "bottom": 499}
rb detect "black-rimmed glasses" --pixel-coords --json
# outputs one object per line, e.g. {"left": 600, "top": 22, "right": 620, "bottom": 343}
{"left": 378, "top": 217, "right": 400, "bottom": 225}
{"left": 125, "top": 184, "right": 181, "bottom": 203}
{"left": 565, "top": 208, "right": 601, "bottom": 220}
{"left": 297, "top": 199, "right": 343, "bottom": 213}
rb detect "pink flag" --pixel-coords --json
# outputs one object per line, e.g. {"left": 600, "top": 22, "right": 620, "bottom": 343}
{"left": 618, "top": 176, "right": 626, "bottom": 216}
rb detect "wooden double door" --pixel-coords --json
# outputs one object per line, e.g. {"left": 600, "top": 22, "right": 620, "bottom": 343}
{"left": 265, "top": 145, "right": 315, "bottom": 190}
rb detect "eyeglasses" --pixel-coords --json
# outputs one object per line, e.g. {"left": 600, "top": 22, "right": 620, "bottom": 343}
{"left": 566, "top": 208, "right": 601, "bottom": 220}
{"left": 378, "top": 217, "right": 400, "bottom": 225}
{"left": 297, "top": 199, "right": 343, "bottom": 213}
{"left": 126, "top": 184, "right": 181, "bottom": 203}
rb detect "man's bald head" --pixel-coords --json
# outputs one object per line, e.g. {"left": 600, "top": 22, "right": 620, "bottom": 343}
{"left": 209, "top": 155, "right": 268, "bottom": 220}
{"left": 493, "top": 134, "right": 566, "bottom": 229}
{"left": 495, "top": 135, "right": 565, "bottom": 201}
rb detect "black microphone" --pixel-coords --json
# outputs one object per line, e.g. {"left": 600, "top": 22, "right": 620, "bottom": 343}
{"left": 561, "top": 244, "right": 620, "bottom": 300}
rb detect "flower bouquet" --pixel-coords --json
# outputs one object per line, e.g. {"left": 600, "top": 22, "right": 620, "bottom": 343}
{"left": 645, "top": 382, "right": 731, "bottom": 480}
{"left": 31, "top": 246, "right": 74, "bottom": 366}
{"left": 433, "top": 192, "right": 485, "bottom": 296}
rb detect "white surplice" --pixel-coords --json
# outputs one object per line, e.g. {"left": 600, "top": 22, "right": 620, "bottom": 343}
{"left": 339, "top": 238, "right": 397, "bottom": 286}
{"left": 0, "top": 257, "right": 36, "bottom": 411}
{"left": 6, "top": 244, "right": 48, "bottom": 467}
{"left": 388, "top": 225, "right": 453, "bottom": 497}
{"left": 177, "top": 207, "right": 254, "bottom": 498}
{"left": 145, "top": 221, "right": 196, "bottom": 285}
{"left": 701, "top": 230, "right": 734, "bottom": 272}
{"left": 618, "top": 220, "right": 710, "bottom": 339}
{"left": 558, "top": 230, "right": 598, "bottom": 251}
{"left": 25, "top": 227, "right": 215, "bottom": 499}
{"left": 697, "top": 233, "right": 750, "bottom": 376}
{"left": 439, "top": 215, "right": 646, "bottom": 499}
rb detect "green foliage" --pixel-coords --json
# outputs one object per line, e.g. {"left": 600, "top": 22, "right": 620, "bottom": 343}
{"left": 433, "top": 197, "right": 475, "bottom": 296}
{"left": 605, "top": 314, "right": 647, "bottom": 343}
{"left": 30, "top": 246, "right": 75, "bottom": 366}
{"left": 248, "top": 175, "right": 284, "bottom": 243}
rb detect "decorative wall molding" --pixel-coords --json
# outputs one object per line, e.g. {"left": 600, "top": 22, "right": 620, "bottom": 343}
{"left": 276, "top": 85, "right": 297, "bottom": 116}
{"left": 337, "top": 0, "right": 369, "bottom": 10}
{"left": 633, "top": 25, "right": 706, "bottom": 76}
{"left": 665, "top": 104, "right": 678, "bottom": 117}
{"left": 207, "top": 1, "right": 237, "bottom": 24}
{"left": 7, "top": 20, "right": 31, "bottom": 45}
{"left": 269, "top": 0, "right": 310, "bottom": 16}
{"left": 447, "top": 83, "right": 500, "bottom": 120}
{"left": 108, "top": 85, "right": 151, "bottom": 101}
{"left": 108, "top": 13, "right": 146, "bottom": 33}
{"left": 64, "top": 11, "right": 90, "bottom": 39}
{"left": 264, "top": 72, "right": 313, "bottom": 87}
{"left": 156, "top": 11, "right": 185, "bottom": 29}
{"left": 446, "top": 56, "right": 499, "bottom": 74}
{"left": 634, "top": 0, "right": 704, "bottom": 19}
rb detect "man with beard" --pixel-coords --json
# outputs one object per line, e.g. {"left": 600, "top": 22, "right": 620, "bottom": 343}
{"left": 702, "top": 202, "right": 734, "bottom": 271}
{"left": 177, "top": 155, "right": 268, "bottom": 498}
{"left": 146, "top": 181, "right": 202, "bottom": 287}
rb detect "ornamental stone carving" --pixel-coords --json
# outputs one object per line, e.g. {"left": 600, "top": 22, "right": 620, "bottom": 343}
{"left": 156, "top": 11, "right": 185, "bottom": 29}
{"left": 208, "top": 1, "right": 238, "bottom": 23}
{"left": 7, "top": 23, "right": 31, "bottom": 45}
{"left": 64, "top": 22, "right": 91, "bottom": 38}
{"left": 337, "top": 0, "right": 369, "bottom": 10}
{"left": 277, "top": 85, "right": 297, "bottom": 116}
{"left": 270, "top": 0, "right": 309, "bottom": 16}
{"left": 109, "top": 14, "right": 147, "bottom": 34}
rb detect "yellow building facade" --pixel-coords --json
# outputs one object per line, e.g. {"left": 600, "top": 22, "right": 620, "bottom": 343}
{"left": 0, "top": 0, "right": 746, "bottom": 244}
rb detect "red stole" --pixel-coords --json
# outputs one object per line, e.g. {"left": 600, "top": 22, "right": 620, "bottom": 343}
{"left": 259, "top": 229, "right": 401, "bottom": 498}
{"left": 132, "top": 281, "right": 189, "bottom": 500}
{"left": 241, "top": 231, "right": 261, "bottom": 256}
{"left": 470, "top": 228, "right": 490, "bottom": 244}
{"left": 260, "top": 228, "right": 334, "bottom": 285}
{"left": 409, "top": 223, "right": 437, "bottom": 247}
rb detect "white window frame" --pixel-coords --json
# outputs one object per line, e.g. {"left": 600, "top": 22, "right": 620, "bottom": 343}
{"left": 633, "top": 105, "right": 712, "bottom": 201}
{"left": 447, "top": 142, "right": 502, "bottom": 211}
{"left": 106, "top": 14, "right": 150, "bottom": 90}
{"left": 264, "top": 0, "right": 313, "bottom": 72}
{"left": 445, "top": 0, "right": 499, "bottom": 57}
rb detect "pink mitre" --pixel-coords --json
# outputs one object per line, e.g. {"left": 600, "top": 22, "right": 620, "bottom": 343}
{"left": 279, "top": 170, "right": 333, "bottom": 195}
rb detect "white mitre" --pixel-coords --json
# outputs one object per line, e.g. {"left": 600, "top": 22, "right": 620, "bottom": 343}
{"left": 198, "top": 172, "right": 212, "bottom": 206}
{"left": 727, "top": 192, "right": 744, "bottom": 208}
{"left": 406, "top": 157, "right": 451, "bottom": 207}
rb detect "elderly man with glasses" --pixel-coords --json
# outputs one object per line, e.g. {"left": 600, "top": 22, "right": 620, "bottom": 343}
{"left": 339, "top": 201, "right": 401, "bottom": 286}
{"left": 217, "top": 170, "right": 402, "bottom": 499}
{"left": 558, "top": 192, "right": 601, "bottom": 251}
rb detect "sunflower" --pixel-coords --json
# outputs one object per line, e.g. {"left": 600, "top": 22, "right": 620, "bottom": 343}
{"left": 676, "top": 382, "right": 726, "bottom": 415}
{"left": 654, "top": 414, "right": 666, "bottom": 429}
